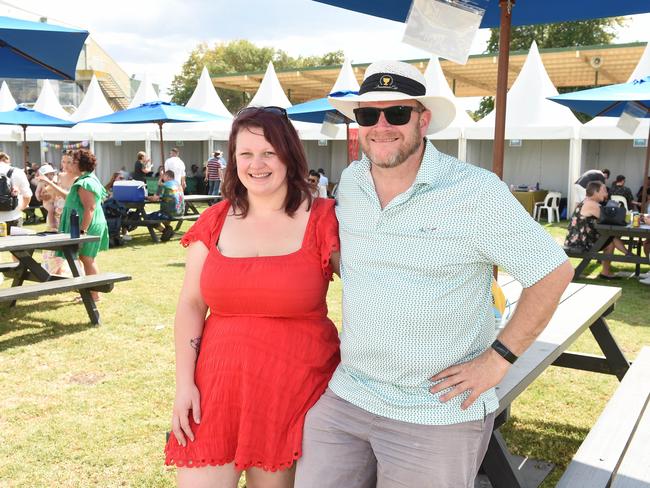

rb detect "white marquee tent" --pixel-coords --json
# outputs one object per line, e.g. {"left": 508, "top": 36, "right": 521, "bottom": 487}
{"left": 424, "top": 56, "right": 475, "bottom": 160}
{"left": 465, "top": 41, "right": 582, "bottom": 210}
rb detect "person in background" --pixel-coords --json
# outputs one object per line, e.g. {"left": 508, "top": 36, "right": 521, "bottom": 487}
{"left": 308, "top": 169, "right": 326, "bottom": 198}
{"left": 57, "top": 149, "right": 109, "bottom": 301}
{"left": 565, "top": 181, "right": 630, "bottom": 279}
{"left": 0, "top": 152, "right": 32, "bottom": 235}
{"left": 574, "top": 168, "right": 609, "bottom": 207}
{"left": 146, "top": 170, "right": 185, "bottom": 242}
{"left": 164, "top": 147, "right": 186, "bottom": 190}
{"left": 610, "top": 174, "right": 639, "bottom": 210}
{"left": 637, "top": 176, "right": 650, "bottom": 213}
{"left": 205, "top": 151, "right": 222, "bottom": 197}
{"left": 35, "top": 164, "right": 58, "bottom": 230}
{"left": 133, "top": 151, "right": 152, "bottom": 182}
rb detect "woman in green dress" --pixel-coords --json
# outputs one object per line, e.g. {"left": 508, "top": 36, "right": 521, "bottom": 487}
{"left": 58, "top": 149, "right": 109, "bottom": 300}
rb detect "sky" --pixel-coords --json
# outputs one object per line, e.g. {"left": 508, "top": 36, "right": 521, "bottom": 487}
{"left": 2, "top": 0, "right": 650, "bottom": 106}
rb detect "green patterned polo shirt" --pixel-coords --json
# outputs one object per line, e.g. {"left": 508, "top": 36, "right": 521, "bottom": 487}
{"left": 331, "top": 140, "right": 568, "bottom": 425}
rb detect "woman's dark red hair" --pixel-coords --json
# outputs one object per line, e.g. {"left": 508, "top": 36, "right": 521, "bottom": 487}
{"left": 221, "top": 107, "right": 312, "bottom": 217}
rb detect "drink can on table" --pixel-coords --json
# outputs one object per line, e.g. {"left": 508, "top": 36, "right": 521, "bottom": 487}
{"left": 0, "top": 221, "right": 7, "bottom": 237}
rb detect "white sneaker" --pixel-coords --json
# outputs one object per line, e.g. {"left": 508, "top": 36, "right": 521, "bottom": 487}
{"left": 640, "top": 276, "right": 650, "bottom": 285}
{"left": 122, "top": 234, "right": 133, "bottom": 241}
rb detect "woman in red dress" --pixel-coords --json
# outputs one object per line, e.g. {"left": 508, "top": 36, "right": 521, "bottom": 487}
{"left": 164, "top": 106, "right": 341, "bottom": 487}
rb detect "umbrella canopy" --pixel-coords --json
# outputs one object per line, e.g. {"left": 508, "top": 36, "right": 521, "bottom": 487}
{"left": 548, "top": 76, "right": 650, "bottom": 209}
{"left": 0, "top": 16, "right": 88, "bottom": 80}
{"left": 548, "top": 77, "right": 650, "bottom": 119}
{"left": 313, "top": 0, "right": 649, "bottom": 28}
{"left": 0, "top": 105, "right": 74, "bottom": 166}
{"left": 312, "top": 1, "right": 650, "bottom": 179}
{"left": 286, "top": 91, "right": 357, "bottom": 124}
{"left": 81, "top": 101, "right": 229, "bottom": 167}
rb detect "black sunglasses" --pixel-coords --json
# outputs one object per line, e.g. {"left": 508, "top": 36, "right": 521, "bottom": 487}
{"left": 236, "top": 105, "right": 288, "bottom": 119}
{"left": 353, "top": 105, "right": 423, "bottom": 127}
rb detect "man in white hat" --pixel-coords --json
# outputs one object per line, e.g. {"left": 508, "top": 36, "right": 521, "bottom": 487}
{"left": 295, "top": 60, "right": 573, "bottom": 487}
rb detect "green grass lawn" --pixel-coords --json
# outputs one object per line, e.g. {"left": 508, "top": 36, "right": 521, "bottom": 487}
{"left": 1, "top": 215, "right": 648, "bottom": 487}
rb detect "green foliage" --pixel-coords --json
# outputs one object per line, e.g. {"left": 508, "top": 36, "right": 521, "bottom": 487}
{"left": 168, "top": 40, "right": 344, "bottom": 113}
{"left": 471, "top": 96, "right": 494, "bottom": 121}
{"left": 485, "top": 17, "right": 626, "bottom": 54}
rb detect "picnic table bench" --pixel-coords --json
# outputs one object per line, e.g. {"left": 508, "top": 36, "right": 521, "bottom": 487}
{"left": 119, "top": 194, "right": 219, "bottom": 242}
{"left": 0, "top": 233, "right": 131, "bottom": 325}
{"left": 556, "top": 347, "right": 650, "bottom": 488}
{"left": 565, "top": 223, "right": 650, "bottom": 278}
{"left": 480, "top": 274, "right": 628, "bottom": 487}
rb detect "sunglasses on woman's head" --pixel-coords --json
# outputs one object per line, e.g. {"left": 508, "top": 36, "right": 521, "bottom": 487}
{"left": 353, "top": 105, "right": 423, "bottom": 127}
{"left": 236, "top": 106, "right": 289, "bottom": 119}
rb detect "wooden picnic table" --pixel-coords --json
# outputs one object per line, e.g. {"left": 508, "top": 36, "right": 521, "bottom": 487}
{"left": 118, "top": 194, "right": 220, "bottom": 243}
{"left": 566, "top": 223, "right": 650, "bottom": 278}
{"left": 0, "top": 233, "right": 130, "bottom": 324}
{"left": 481, "top": 274, "right": 627, "bottom": 487}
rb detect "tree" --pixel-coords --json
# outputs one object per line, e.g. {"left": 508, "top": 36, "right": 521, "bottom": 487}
{"left": 169, "top": 40, "right": 344, "bottom": 113}
{"left": 471, "top": 17, "right": 626, "bottom": 121}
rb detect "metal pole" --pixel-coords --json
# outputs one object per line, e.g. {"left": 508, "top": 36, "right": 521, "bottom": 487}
{"left": 158, "top": 122, "right": 165, "bottom": 171}
{"left": 641, "top": 122, "right": 650, "bottom": 212}
{"left": 22, "top": 125, "right": 28, "bottom": 168}
{"left": 492, "top": 0, "right": 514, "bottom": 180}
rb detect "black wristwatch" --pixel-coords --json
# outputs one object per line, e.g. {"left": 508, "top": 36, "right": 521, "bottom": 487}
{"left": 80, "top": 230, "right": 86, "bottom": 235}
{"left": 491, "top": 339, "right": 518, "bottom": 364}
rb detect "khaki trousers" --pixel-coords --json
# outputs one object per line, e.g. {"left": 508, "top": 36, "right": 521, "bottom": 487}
{"left": 295, "top": 389, "right": 494, "bottom": 488}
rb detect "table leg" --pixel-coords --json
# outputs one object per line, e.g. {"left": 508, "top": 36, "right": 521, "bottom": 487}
{"left": 185, "top": 202, "right": 199, "bottom": 216}
{"left": 79, "top": 289, "right": 101, "bottom": 325}
{"left": 572, "top": 234, "right": 610, "bottom": 278}
{"left": 481, "top": 430, "right": 528, "bottom": 488}
{"left": 62, "top": 248, "right": 81, "bottom": 277}
{"left": 589, "top": 316, "right": 630, "bottom": 381}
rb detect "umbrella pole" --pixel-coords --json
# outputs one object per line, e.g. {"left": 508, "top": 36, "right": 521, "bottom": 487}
{"left": 158, "top": 122, "right": 165, "bottom": 172}
{"left": 642, "top": 122, "right": 650, "bottom": 212}
{"left": 346, "top": 122, "right": 350, "bottom": 165}
{"left": 491, "top": 0, "right": 514, "bottom": 180}
{"left": 22, "top": 125, "right": 28, "bottom": 169}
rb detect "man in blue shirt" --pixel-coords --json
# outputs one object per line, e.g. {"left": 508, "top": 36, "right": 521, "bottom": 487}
{"left": 295, "top": 61, "right": 573, "bottom": 488}
{"left": 146, "top": 170, "right": 185, "bottom": 242}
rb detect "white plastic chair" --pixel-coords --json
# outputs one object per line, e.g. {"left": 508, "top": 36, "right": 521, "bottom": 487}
{"left": 534, "top": 191, "right": 562, "bottom": 223}
{"left": 610, "top": 195, "right": 628, "bottom": 211}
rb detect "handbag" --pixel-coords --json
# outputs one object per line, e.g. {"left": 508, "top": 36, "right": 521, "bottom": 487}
{"left": 599, "top": 202, "right": 626, "bottom": 226}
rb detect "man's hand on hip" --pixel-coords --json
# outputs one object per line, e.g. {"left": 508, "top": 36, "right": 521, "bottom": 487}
{"left": 429, "top": 349, "right": 510, "bottom": 410}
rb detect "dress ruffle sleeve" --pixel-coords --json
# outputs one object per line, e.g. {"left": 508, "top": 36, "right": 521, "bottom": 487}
{"left": 315, "top": 198, "right": 340, "bottom": 281}
{"left": 180, "top": 200, "right": 229, "bottom": 249}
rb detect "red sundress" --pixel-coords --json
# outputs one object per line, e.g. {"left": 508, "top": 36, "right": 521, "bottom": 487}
{"left": 164, "top": 198, "right": 341, "bottom": 472}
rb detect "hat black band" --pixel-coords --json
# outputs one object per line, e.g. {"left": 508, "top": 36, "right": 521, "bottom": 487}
{"left": 359, "top": 73, "right": 426, "bottom": 97}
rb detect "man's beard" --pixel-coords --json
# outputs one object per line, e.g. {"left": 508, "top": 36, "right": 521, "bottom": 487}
{"left": 360, "top": 126, "right": 423, "bottom": 169}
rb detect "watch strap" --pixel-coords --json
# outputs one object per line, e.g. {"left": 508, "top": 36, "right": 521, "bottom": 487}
{"left": 491, "top": 339, "right": 518, "bottom": 364}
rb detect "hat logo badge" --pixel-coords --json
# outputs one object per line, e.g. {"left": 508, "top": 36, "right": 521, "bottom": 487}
{"left": 380, "top": 75, "right": 394, "bottom": 87}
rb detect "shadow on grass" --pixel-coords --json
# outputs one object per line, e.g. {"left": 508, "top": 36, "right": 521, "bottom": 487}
{"left": 501, "top": 416, "right": 589, "bottom": 468}
{"left": 0, "top": 299, "right": 92, "bottom": 352}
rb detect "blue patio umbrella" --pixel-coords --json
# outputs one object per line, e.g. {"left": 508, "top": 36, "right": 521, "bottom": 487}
{"left": 0, "top": 16, "right": 88, "bottom": 80}
{"left": 549, "top": 76, "right": 650, "bottom": 208}
{"left": 0, "top": 105, "right": 74, "bottom": 166}
{"left": 81, "top": 101, "right": 229, "bottom": 167}
{"left": 286, "top": 91, "right": 356, "bottom": 124}
{"left": 312, "top": 1, "right": 650, "bottom": 179}
{"left": 287, "top": 91, "right": 357, "bottom": 162}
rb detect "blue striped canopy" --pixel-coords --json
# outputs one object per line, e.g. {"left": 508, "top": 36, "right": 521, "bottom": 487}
{"left": 286, "top": 91, "right": 357, "bottom": 124}
{"left": 0, "top": 16, "right": 88, "bottom": 80}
